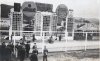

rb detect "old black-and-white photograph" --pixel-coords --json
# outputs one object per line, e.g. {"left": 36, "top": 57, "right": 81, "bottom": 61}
{"left": 0, "top": 0, "right": 100, "bottom": 61}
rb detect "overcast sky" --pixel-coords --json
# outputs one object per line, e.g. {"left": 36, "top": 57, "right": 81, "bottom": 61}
{"left": 1, "top": 0, "right": 100, "bottom": 19}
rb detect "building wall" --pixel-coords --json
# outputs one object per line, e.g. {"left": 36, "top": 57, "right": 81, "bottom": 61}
{"left": 51, "top": 13, "right": 57, "bottom": 31}
{"left": 10, "top": 8, "right": 23, "bottom": 36}
{"left": 35, "top": 11, "right": 42, "bottom": 31}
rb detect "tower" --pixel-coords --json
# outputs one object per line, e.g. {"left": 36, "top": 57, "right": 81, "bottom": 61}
{"left": 67, "top": 9, "right": 74, "bottom": 40}
{"left": 9, "top": 3, "right": 23, "bottom": 39}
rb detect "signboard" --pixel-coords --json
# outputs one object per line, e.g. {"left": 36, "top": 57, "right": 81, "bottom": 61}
{"left": 36, "top": 3, "right": 53, "bottom": 12}
{"left": 14, "top": 3, "right": 21, "bottom": 12}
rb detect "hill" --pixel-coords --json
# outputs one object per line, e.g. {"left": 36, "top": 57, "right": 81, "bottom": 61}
{"left": 1, "top": 4, "right": 13, "bottom": 18}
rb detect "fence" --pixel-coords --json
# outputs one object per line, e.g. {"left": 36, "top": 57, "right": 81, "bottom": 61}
{"left": 0, "top": 30, "right": 100, "bottom": 52}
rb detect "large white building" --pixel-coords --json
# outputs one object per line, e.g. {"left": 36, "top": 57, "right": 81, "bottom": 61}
{"left": 35, "top": 12, "right": 57, "bottom": 31}
{"left": 34, "top": 11, "right": 57, "bottom": 36}
{"left": 67, "top": 9, "right": 74, "bottom": 40}
{"left": 9, "top": 8, "right": 23, "bottom": 40}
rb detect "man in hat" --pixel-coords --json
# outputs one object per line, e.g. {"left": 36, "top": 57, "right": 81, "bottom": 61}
{"left": 18, "top": 43, "right": 26, "bottom": 61}
{"left": 30, "top": 51, "right": 38, "bottom": 61}
{"left": 0, "top": 42, "right": 6, "bottom": 61}
{"left": 43, "top": 46, "right": 48, "bottom": 61}
{"left": 25, "top": 41, "right": 30, "bottom": 58}
{"left": 32, "top": 43, "right": 37, "bottom": 49}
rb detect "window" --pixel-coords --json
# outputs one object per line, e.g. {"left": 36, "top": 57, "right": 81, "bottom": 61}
{"left": 68, "top": 32, "right": 72, "bottom": 36}
{"left": 28, "top": 4, "right": 31, "bottom": 7}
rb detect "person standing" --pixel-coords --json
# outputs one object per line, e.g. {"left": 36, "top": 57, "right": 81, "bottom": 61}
{"left": 32, "top": 43, "right": 37, "bottom": 49}
{"left": 59, "top": 35, "right": 62, "bottom": 41}
{"left": 18, "top": 43, "right": 25, "bottom": 61}
{"left": 18, "top": 44, "right": 26, "bottom": 61}
{"left": 48, "top": 36, "right": 53, "bottom": 43}
{"left": 32, "top": 48, "right": 38, "bottom": 55}
{"left": 30, "top": 47, "right": 38, "bottom": 61}
{"left": 1, "top": 42, "right": 6, "bottom": 61}
{"left": 5, "top": 45, "right": 12, "bottom": 61}
{"left": 30, "top": 52, "right": 38, "bottom": 61}
{"left": 7, "top": 42, "right": 14, "bottom": 54}
{"left": 15, "top": 42, "right": 20, "bottom": 58}
{"left": 25, "top": 41, "right": 30, "bottom": 58}
{"left": 23, "top": 35, "right": 26, "bottom": 42}
{"left": 32, "top": 34, "right": 36, "bottom": 42}
{"left": 43, "top": 46, "right": 48, "bottom": 61}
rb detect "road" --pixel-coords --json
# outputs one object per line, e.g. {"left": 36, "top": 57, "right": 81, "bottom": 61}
{"left": 29, "top": 41, "right": 100, "bottom": 53}
{"left": 12, "top": 49, "right": 100, "bottom": 61}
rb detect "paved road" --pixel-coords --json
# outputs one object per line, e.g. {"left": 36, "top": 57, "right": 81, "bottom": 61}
{"left": 29, "top": 41, "right": 100, "bottom": 53}
{"left": 11, "top": 49, "right": 99, "bottom": 61}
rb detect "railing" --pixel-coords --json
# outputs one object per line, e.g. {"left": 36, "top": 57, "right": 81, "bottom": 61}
{"left": 0, "top": 30, "right": 100, "bottom": 53}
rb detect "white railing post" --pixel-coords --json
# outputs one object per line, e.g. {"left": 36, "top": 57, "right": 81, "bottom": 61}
{"left": 42, "top": 31, "right": 45, "bottom": 53}
{"left": 65, "top": 16, "right": 68, "bottom": 52}
{"left": 85, "top": 32, "right": 87, "bottom": 51}
{"left": 13, "top": 31, "right": 16, "bottom": 55}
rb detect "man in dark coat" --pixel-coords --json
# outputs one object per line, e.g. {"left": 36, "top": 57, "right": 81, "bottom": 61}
{"left": 7, "top": 42, "right": 14, "bottom": 54}
{"left": 32, "top": 34, "right": 36, "bottom": 42}
{"left": 25, "top": 42, "right": 30, "bottom": 58}
{"left": 5, "top": 45, "right": 12, "bottom": 61}
{"left": 33, "top": 43, "right": 37, "bottom": 49}
{"left": 30, "top": 51, "right": 38, "bottom": 61}
{"left": 15, "top": 42, "right": 20, "bottom": 58}
{"left": 18, "top": 45, "right": 26, "bottom": 61}
{"left": 43, "top": 46, "right": 48, "bottom": 61}
{"left": 0, "top": 42, "right": 6, "bottom": 61}
{"left": 48, "top": 36, "right": 53, "bottom": 43}
{"left": 32, "top": 48, "right": 38, "bottom": 55}
{"left": 59, "top": 35, "right": 62, "bottom": 41}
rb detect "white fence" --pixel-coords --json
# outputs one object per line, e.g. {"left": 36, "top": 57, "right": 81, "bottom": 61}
{"left": 0, "top": 30, "right": 100, "bottom": 53}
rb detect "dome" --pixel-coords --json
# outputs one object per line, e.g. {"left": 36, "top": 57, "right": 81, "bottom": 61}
{"left": 22, "top": 1, "right": 37, "bottom": 20}
{"left": 57, "top": 4, "right": 68, "bottom": 9}
{"left": 56, "top": 4, "right": 68, "bottom": 18}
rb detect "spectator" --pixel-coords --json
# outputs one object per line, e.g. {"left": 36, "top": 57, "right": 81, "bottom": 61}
{"left": 25, "top": 41, "right": 30, "bottom": 58}
{"left": 15, "top": 42, "right": 20, "bottom": 58}
{"left": 0, "top": 42, "right": 6, "bottom": 61}
{"left": 43, "top": 46, "right": 48, "bottom": 61}
{"left": 5, "top": 45, "right": 12, "bottom": 61}
{"left": 48, "top": 36, "right": 53, "bottom": 43}
{"left": 23, "top": 35, "right": 26, "bottom": 42}
{"left": 30, "top": 51, "right": 38, "bottom": 61}
{"left": 7, "top": 42, "right": 14, "bottom": 54}
{"left": 59, "top": 35, "right": 62, "bottom": 41}
{"left": 32, "top": 48, "right": 38, "bottom": 55}
{"left": 33, "top": 43, "right": 37, "bottom": 49}
{"left": 19, "top": 44, "right": 26, "bottom": 61}
{"left": 32, "top": 34, "right": 36, "bottom": 42}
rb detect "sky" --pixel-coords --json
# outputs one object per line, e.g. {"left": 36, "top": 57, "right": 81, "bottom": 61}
{"left": 0, "top": 0, "right": 100, "bottom": 19}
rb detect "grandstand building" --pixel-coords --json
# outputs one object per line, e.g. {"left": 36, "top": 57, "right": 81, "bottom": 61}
{"left": 9, "top": 5, "right": 23, "bottom": 41}
{"left": 73, "top": 18, "right": 99, "bottom": 40}
{"left": 0, "top": 2, "right": 99, "bottom": 41}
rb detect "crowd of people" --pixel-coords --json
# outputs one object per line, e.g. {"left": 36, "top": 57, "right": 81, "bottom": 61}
{"left": 0, "top": 42, "right": 14, "bottom": 61}
{"left": 0, "top": 42, "right": 48, "bottom": 61}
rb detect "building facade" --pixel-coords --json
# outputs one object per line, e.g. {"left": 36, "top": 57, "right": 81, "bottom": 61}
{"left": 67, "top": 9, "right": 74, "bottom": 40}
{"left": 34, "top": 11, "right": 57, "bottom": 36}
{"left": 9, "top": 8, "right": 23, "bottom": 37}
